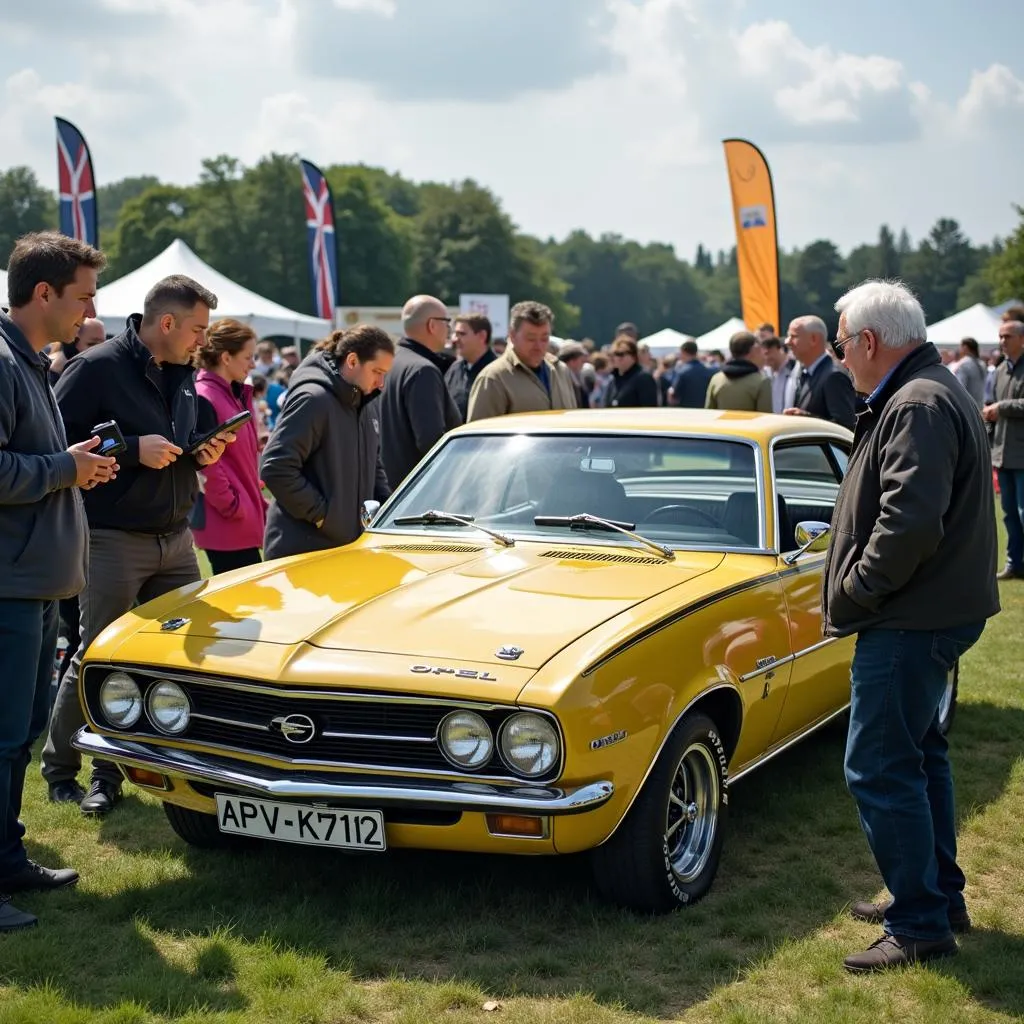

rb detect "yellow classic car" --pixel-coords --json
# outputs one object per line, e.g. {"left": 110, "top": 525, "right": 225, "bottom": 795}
{"left": 72, "top": 408, "right": 960, "bottom": 912}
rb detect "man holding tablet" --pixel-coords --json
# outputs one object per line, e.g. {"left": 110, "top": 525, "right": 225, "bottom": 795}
{"left": 41, "top": 275, "right": 234, "bottom": 817}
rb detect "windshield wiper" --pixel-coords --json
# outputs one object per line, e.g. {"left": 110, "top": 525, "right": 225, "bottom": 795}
{"left": 533, "top": 513, "right": 675, "bottom": 561}
{"left": 392, "top": 510, "right": 515, "bottom": 548}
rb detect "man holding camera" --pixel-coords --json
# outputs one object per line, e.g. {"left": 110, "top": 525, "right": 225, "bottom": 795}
{"left": 41, "top": 275, "right": 234, "bottom": 817}
{"left": 0, "top": 232, "right": 117, "bottom": 931}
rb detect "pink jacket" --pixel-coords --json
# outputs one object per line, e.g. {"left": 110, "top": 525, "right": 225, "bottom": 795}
{"left": 192, "top": 369, "right": 267, "bottom": 552}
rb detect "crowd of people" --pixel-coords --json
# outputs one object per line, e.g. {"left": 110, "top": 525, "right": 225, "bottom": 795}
{"left": 2, "top": 228, "right": 1022, "bottom": 978}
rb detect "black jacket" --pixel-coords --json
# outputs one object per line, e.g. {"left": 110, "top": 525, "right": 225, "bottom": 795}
{"left": 605, "top": 364, "right": 659, "bottom": 408}
{"left": 380, "top": 339, "right": 462, "bottom": 489}
{"left": 445, "top": 348, "right": 496, "bottom": 420}
{"left": 0, "top": 312, "right": 87, "bottom": 600}
{"left": 823, "top": 343, "right": 999, "bottom": 637}
{"left": 671, "top": 359, "right": 715, "bottom": 408}
{"left": 54, "top": 315, "right": 215, "bottom": 534}
{"left": 261, "top": 351, "right": 391, "bottom": 560}
{"left": 793, "top": 356, "right": 857, "bottom": 431}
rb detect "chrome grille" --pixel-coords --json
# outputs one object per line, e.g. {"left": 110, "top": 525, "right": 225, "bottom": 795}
{"left": 80, "top": 666, "right": 558, "bottom": 782}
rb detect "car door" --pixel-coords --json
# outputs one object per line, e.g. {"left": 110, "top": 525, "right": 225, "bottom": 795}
{"left": 768, "top": 438, "right": 853, "bottom": 745}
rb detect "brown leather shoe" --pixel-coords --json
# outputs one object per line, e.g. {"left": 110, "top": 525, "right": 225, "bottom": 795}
{"left": 844, "top": 933, "right": 958, "bottom": 973}
{"left": 996, "top": 565, "right": 1024, "bottom": 580}
{"left": 850, "top": 898, "right": 971, "bottom": 933}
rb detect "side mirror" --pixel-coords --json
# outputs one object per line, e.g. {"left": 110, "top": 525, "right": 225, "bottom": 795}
{"left": 361, "top": 500, "right": 381, "bottom": 528}
{"left": 783, "top": 520, "right": 830, "bottom": 565}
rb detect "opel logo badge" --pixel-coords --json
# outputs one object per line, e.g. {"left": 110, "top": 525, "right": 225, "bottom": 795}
{"left": 496, "top": 645, "right": 524, "bottom": 661}
{"left": 160, "top": 617, "right": 189, "bottom": 632}
{"left": 271, "top": 713, "right": 316, "bottom": 744}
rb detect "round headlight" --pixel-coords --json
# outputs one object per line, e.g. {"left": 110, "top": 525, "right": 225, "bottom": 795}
{"left": 147, "top": 680, "right": 191, "bottom": 735}
{"left": 439, "top": 711, "right": 493, "bottom": 769}
{"left": 499, "top": 713, "right": 559, "bottom": 777}
{"left": 98, "top": 672, "right": 142, "bottom": 729}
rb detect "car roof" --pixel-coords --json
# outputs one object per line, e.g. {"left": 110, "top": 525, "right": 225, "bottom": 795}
{"left": 450, "top": 408, "right": 854, "bottom": 443}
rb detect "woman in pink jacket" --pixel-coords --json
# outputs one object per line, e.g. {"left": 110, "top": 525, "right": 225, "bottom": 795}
{"left": 192, "top": 319, "right": 267, "bottom": 574}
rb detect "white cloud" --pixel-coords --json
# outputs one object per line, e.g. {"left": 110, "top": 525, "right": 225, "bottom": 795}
{"left": 331, "top": 0, "right": 396, "bottom": 14}
{"left": 0, "top": 0, "right": 1020, "bottom": 261}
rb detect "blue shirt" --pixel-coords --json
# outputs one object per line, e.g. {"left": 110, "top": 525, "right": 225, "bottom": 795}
{"left": 863, "top": 350, "right": 919, "bottom": 410}
{"left": 534, "top": 359, "right": 551, "bottom": 395}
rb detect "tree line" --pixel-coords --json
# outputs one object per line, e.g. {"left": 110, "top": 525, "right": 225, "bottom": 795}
{"left": 1, "top": 155, "right": 1022, "bottom": 341}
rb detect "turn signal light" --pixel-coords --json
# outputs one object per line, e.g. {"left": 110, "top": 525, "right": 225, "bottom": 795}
{"left": 486, "top": 814, "right": 546, "bottom": 838}
{"left": 124, "top": 766, "right": 170, "bottom": 790}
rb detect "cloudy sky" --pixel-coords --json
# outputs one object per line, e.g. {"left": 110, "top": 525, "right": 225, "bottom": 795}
{"left": 1, "top": 0, "right": 1021, "bottom": 258}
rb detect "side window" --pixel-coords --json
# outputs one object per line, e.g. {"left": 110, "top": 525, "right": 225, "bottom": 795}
{"left": 773, "top": 443, "right": 844, "bottom": 551}
{"left": 828, "top": 443, "right": 849, "bottom": 479}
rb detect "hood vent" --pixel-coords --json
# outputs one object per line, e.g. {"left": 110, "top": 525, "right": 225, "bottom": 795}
{"left": 540, "top": 549, "right": 665, "bottom": 566}
{"left": 378, "top": 543, "right": 484, "bottom": 554}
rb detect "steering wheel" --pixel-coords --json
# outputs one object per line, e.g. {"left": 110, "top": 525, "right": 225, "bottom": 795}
{"left": 643, "top": 504, "right": 720, "bottom": 528}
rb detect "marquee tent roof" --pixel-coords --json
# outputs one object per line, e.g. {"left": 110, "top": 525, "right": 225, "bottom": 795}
{"left": 991, "top": 298, "right": 1023, "bottom": 317}
{"left": 640, "top": 327, "right": 694, "bottom": 356}
{"left": 95, "top": 239, "right": 331, "bottom": 341}
{"left": 925, "top": 303, "right": 1003, "bottom": 347}
{"left": 694, "top": 317, "right": 747, "bottom": 352}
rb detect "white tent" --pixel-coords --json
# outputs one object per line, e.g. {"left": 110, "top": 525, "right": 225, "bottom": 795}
{"left": 639, "top": 327, "right": 694, "bottom": 357}
{"left": 95, "top": 239, "right": 331, "bottom": 342}
{"left": 926, "top": 303, "right": 1003, "bottom": 348}
{"left": 0, "top": 269, "right": 7, "bottom": 307}
{"left": 694, "top": 317, "right": 747, "bottom": 353}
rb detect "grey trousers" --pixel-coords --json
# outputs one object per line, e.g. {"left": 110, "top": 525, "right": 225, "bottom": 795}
{"left": 40, "top": 527, "right": 199, "bottom": 787}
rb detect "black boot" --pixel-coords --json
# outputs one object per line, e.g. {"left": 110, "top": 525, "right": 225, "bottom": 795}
{"left": 80, "top": 779, "right": 122, "bottom": 817}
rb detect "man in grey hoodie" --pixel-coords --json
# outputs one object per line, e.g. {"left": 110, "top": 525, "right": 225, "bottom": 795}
{"left": 261, "top": 325, "right": 395, "bottom": 560}
{"left": 0, "top": 232, "right": 118, "bottom": 931}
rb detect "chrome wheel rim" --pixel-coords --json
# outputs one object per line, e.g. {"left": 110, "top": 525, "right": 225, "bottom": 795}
{"left": 666, "top": 742, "right": 719, "bottom": 884}
{"left": 938, "top": 667, "right": 956, "bottom": 725}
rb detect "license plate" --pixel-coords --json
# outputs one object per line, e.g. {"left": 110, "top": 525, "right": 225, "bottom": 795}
{"left": 214, "top": 794, "right": 386, "bottom": 851}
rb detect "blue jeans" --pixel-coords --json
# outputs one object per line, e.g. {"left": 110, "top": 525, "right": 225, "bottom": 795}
{"left": 997, "top": 468, "right": 1024, "bottom": 570}
{"left": 0, "top": 599, "right": 59, "bottom": 877}
{"left": 845, "top": 623, "right": 985, "bottom": 941}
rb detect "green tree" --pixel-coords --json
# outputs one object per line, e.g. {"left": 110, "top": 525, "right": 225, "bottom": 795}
{"left": 106, "top": 184, "right": 197, "bottom": 279}
{"left": 985, "top": 205, "right": 1024, "bottom": 303}
{"left": 0, "top": 167, "right": 56, "bottom": 264}
{"left": 413, "top": 179, "right": 577, "bottom": 329}
{"left": 796, "top": 240, "right": 843, "bottom": 314}
{"left": 902, "top": 218, "right": 981, "bottom": 320}
{"left": 327, "top": 167, "right": 415, "bottom": 306}
{"left": 96, "top": 175, "right": 159, "bottom": 238}
{"left": 877, "top": 225, "right": 901, "bottom": 278}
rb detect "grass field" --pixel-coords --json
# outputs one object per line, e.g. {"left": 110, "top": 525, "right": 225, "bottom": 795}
{"left": 1, "top": 555, "right": 1022, "bottom": 1022}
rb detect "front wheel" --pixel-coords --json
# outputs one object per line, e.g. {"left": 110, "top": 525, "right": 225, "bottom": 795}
{"left": 590, "top": 713, "right": 728, "bottom": 913}
{"left": 937, "top": 659, "right": 959, "bottom": 736}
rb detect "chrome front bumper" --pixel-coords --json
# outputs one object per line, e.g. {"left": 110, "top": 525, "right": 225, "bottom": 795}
{"left": 73, "top": 729, "right": 614, "bottom": 816}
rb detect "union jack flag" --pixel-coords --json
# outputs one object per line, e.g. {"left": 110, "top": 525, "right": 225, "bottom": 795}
{"left": 300, "top": 159, "right": 339, "bottom": 321}
{"left": 56, "top": 118, "right": 98, "bottom": 248}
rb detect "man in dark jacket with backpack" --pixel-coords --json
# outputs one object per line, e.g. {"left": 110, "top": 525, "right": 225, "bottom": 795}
{"left": 261, "top": 325, "right": 395, "bottom": 560}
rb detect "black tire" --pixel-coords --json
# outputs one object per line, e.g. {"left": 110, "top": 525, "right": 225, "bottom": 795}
{"left": 937, "top": 658, "right": 959, "bottom": 736}
{"left": 590, "top": 713, "right": 728, "bottom": 913}
{"left": 163, "top": 801, "right": 244, "bottom": 849}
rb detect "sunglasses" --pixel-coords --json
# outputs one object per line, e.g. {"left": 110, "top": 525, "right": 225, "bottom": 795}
{"left": 830, "top": 330, "right": 861, "bottom": 360}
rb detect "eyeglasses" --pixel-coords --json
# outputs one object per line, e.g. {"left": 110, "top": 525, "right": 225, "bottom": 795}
{"left": 830, "top": 330, "right": 861, "bottom": 360}
{"left": 428, "top": 316, "right": 452, "bottom": 326}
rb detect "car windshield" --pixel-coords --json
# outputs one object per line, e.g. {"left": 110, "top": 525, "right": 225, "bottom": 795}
{"left": 377, "top": 433, "right": 764, "bottom": 551}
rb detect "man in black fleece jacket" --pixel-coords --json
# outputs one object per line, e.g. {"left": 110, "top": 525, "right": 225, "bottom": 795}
{"left": 41, "top": 275, "right": 233, "bottom": 818}
{"left": 261, "top": 325, "right": 394, "bottom": 560}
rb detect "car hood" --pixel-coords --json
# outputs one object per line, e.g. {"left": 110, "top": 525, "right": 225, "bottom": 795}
{"left": 137, "top": 539, "right": 725, "bottom": 670}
